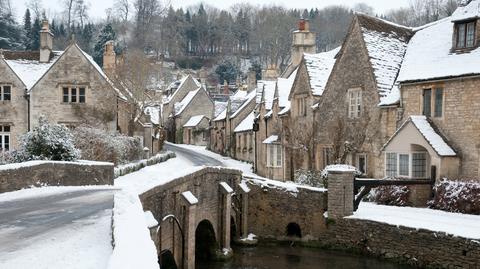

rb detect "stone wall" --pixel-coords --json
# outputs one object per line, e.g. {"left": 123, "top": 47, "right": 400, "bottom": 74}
{"left": 0, "top": 160, "right": 114, "bottom": 193}
{"left": 318, "top": 218, "right": 480, "bottom": 269}
{"left": 401, "top": 77, "right": 480, "bottom": 179}
{"left": 246, "top": 181, "right": 328, "bottom": 241}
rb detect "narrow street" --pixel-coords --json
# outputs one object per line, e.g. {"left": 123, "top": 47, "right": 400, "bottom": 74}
{"left": 164, "top": 143, "right": 223, "bottom": 166}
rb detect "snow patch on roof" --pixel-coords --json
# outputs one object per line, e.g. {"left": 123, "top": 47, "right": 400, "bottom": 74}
{"left": 378, "top": 84, "right": 400, "bottom": 106}
{"left": 144, "top": 106, "right": 160, "bottom": 125}
{"left": 398, "top": 17, "right": 480, "bottom": 83}
{"left": 361, "top": 27, "right": 409, "bottom": 103}
{"left": 234, "top": 111, "right": 255, "bottom": 133}
{"left": 184, "top": 115, "right": 206, "bottom": 128}
{"left": 277, "top": 68, "right": 298, "bottom": 108}
{"left": 174, "top": 88, "right": 201, "bottom": 116}
{"left": 213, "top": 108, "right": 227, "bottom": 122}
{"left": 166, "top": 75, "right": 201, "bottom": 104}
{"left": 256, "top": 80, "right": 277, "bottom": 110}
{"left": 278, "top": 103, "right": 291, "bottom": 115}
{"left": 304, "top": 47, "right": 340, "bottom": 96}
{"left": 410, "top": 116, "right": 457, "bottom": 156}
{"left": 262, "top": 135, "right": 279, "bottom": 144}
{"left": 143, "top": 211, "right": 158, "bottom": 229}
{"left": 231, "top": 90, "right": 256, "bottom": 119}
{"left": 451, "top": 0, "right": 480, "bottom": 22}
{"left": 5, "top": 51, "right": 63, "bottom": 90}
{"left": 214, "top": 101, "right": 227, "bottom": 117}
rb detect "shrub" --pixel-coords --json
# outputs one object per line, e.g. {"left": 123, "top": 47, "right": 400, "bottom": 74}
{"left": 294, "top": 169, "right": 325, "bottom": 188}
{"left": 12, "top": 117, "right": 80, "bottom": 162}
{"left": 73, "top": 126, "right": 142, "bottom": 165}
{"left": 428, "top": 179, "right": 480, "bottom": 215}
{"left": 371, "top": 185, "right": 410, "bottom": 207}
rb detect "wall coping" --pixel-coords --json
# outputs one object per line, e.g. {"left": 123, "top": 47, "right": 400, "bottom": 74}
{"left": 0, "top": 160, "right": 114, "bottom": 171}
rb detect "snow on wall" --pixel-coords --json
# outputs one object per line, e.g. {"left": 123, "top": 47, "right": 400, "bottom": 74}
{"left": 361, "top": 28, "right": 409, "bottom": 103}
{"left": 304, "top": 47, "right": 340, "bottom": 96}
{"left": 397, "top": 16, "right": 480, "bottom": 83}
{"left": 0, "top": 160, "right": 113, "bottom": 172}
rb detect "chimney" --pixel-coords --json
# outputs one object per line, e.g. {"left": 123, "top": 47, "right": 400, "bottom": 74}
{"left": 247, "top": 70, "right": 256, "bottom": 91}
{"left": 103, "top": 40, "right": 116, "bottom": 76}
{"left": 39, "top": 20, "right": 54, "bottom": 63}
{"left": 262, "top": 65, "right": 279, "bottom": 81}
{"left": 223, "top": 80, "right": 229, "bottom": 95}
{"left": 291, "top": 18, "right": 316, "bottom": 68}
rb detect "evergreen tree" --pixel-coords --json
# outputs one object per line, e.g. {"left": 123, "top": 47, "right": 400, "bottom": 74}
{"left": 23, "top": 9, "right": 32, "bottom": 50}
{"left": 215, "top": 61, "right": 237, "bottom": 84}
{"left": 30, "top": 17, "right": 41, "bottom": 50}
{"left": 0, "top": 5, "right": 23, "bottom": 49}
{"left": 93, "top": 23, "right": 116, "bottom": 66}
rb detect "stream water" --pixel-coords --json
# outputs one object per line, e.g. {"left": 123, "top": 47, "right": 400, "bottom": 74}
{"left": 196, "top": 245, "right": 414, "bottom": 269}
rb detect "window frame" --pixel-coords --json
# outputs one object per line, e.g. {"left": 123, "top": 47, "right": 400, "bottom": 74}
{"left": 385, "top": 152, "right": 429, "bottom": 179}
{"left": 348, "top": 88, "right": 362, "bottom": 119}
{"left": 0, "top": 85, "right": 12, "bottom": 102}
{"left": 357, "top": 153, "right": 367, "bottom": 175}
{"left": 0, "top": 125, "right": 11, "bottom": 152}
{"left": 61, "top": 86, "right": 87, "bottom": 104}
{"left": 456, "top": 20, "right": 476, "bottom": 49}
{"left": 266, "top": 144, "right": 282, "bottom": 168}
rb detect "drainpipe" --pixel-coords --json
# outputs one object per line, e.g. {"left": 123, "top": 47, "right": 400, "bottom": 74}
{"left": 24, "top": 89, "right": 30, "bottom": 131}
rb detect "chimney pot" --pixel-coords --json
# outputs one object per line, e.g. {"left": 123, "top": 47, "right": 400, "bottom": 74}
{"left": 39, "top": 20, "right": 54, "bottom": 63}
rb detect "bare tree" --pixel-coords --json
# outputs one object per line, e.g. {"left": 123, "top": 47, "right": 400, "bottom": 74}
{"left": 115, "top": 0, "right": 130, "bottom": 22}
{"left": 352, "top": 2, "right": 375, "bottom": 15}
{"left": 75, "top": 0, "right": 89, "bottom": 28}
{"left": 27, "top": 0, "right": 43, "bottom": 18}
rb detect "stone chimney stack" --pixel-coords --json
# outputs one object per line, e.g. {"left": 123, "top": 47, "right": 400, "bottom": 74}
{"left": 291, "top": 18, "right": 316, "bottom": 68}
{"left": 39, "top": 20, "right": 54, "bottom": 63}
{"left": 247, "top": 70, "right": 257, "bottom": 92}
{"left": 103, "top": 40, "right": 116, "bottom": 76}
{"left": 262, "top": 65, "right": 280, "bottom": 81}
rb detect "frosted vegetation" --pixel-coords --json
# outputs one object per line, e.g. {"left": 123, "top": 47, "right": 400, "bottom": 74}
{"left": 11, "top": 117, "right": 80, "bottom": 162}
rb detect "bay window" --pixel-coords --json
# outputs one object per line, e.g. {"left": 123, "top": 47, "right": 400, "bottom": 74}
{"left": 385, "top": 152, "right": 429, "bottom": 179}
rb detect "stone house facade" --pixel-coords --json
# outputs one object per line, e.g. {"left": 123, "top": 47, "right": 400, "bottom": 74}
{"left": 383, "top": 0, "right": 480, "bottom": 180}
{"left": 0, "top": 21, "right": 126, "bottom": 154}
{"left": 183, "top": 115, "right": 210, "bottom": 146}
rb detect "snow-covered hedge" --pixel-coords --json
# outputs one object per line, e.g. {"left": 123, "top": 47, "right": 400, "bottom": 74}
{"left": 114, "top": 151, "right": 176, "bottom": 178}
{"left": 371, "top": 185, "right": 410, "bottom": 207}
{"left": 73, "top": 126, "right": 143, "bottom": 165}
{"left": 428, "top": 180, "right": 480, "bottom": 215}
{"left": 11, "top": 117, "right": 80, "bottom": 162}
{"left": 294, "top": 169, "right": 325, "bottom": 188}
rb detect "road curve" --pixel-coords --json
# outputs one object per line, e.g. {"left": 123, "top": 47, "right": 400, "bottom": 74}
{"left": 164, "top": 143, "right": 223, "bottom": 167}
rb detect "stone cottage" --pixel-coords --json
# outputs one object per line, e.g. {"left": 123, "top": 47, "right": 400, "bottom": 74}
{"left": 383, "top": 0, "right": 480, "bottom": 180}
{"left": 183, "top": 115, "right": 210, "bottom": 146}
{"left": 0, "top": 21, "right": 126, "bottom": 153}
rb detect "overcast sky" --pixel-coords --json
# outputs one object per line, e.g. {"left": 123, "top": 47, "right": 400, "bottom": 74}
{"left": 13, "top": 0, "right": 410, "bottom": 21}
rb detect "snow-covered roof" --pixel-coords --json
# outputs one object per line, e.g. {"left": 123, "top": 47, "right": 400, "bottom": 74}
{"left": 234, "top": 111, "right": 255, "bottom": 133}
{"left": 256, "top": 80, "right": 276, "bottom": 110}
{"left": 378, "top": 84, "right": 400, "bottom": 106}
{"left": 304, "top": 47, "right": 340, "bottom": 96}
{"left": 165, "top": 75, "right": 201, "bottom": 104}
{"left": 174, "top": 88, "right": 201, "bottom": 116}
{"left": 213, "top": 108, "right": 227, "bottom": 122}
{"left": 184, "top": 115, "right": 207, "bottom": 128}
{"left": 214, "top": 101, "right": 227, "bottom": 117}
{"left": 359, "top": 15, "right": 412, "bottom": 104}
{"left": 5, "top": 51, "right": 63, "bottom": 90}
{"left": 397, "top": 16, "right": 480, "bottom": 83}
{"left": 278, "top": 103, "right": 291, "bottom": 116}
{"left": 410, "top": 116, "right": 456, "bottom": 156}
{"left": 143, "top": 211, "right": 158, "bottom": 229}
{"left": 277, "top": 68, "right": 297, "bottom": 108}
{"left": 451, "top": 0, "right": 480, "bottom": 22}
{"left": 263, "top": 135, "right": 279, "bottom": 144}
{"left": 144, "top": 106, "right": 160, "bottom": 125}
{"left": 383, "top": 115, "right": 457, "bottom": 157}
{"left": 231, "top": 90, "right": 256, "bottom": 119}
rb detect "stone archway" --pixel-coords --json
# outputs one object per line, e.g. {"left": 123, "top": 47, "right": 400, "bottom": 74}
{"left": 195, "top": 219, "right": 218, "bottom": 264}
{"left": 286, "top": 222, "right": 302, "bottom": 238}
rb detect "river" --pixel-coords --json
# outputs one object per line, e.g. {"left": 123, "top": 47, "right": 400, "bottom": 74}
{"left": 197, "top": 245, "right": 414, "bottom": 269}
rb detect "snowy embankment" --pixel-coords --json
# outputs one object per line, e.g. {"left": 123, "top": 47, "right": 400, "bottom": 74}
{"left": 350, "top": 202, "right": 480, "bottom": 240}
{"left": 114, "top": 151, "right": 176, "bottom": 178}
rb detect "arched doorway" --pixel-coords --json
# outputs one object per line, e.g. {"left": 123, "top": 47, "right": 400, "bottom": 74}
{"left": 286, "top": 222, "right": 302, "bottom": 238}
{"left": 195, "top": 220, "right": 218, "bottom": 264}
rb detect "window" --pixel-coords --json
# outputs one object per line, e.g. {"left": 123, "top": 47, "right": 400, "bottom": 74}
{"left": 1, "top": 85, "right": 11, "bottom": 101}
{"left": 386, "top": 153, "right": 397, "bottom": 177}
{"left": 297, "top": 97, "right": 306, "bottom": 116}
{"left": 357, "top": 154, "right": 367, "bottom": 174}
{"left": 456, "top": 21, "right": 476, "bottom": 49}
{"left": 412, "top": 153, "right": 427, "bottom": 178}
{"left": 0, "top": 125, "right": 11, "bottom": 152}
{"left": 267, "top": 144, "right": 282, "bottom": 167}
{"left": 385, "top": 152, "right": 429, "bottom": 179}
{"left": 423, "top": 89, "right": 431, "bottom": 117}
{"left": 399, "top": 154, "right": 409, "bottom": 176}
{"left": 62, "top": 86, "right": 86, "bottom": 103}
{"left": 423, "top": 88, "right": 443, "bottom": 118}
{"left": 434, "top": 88, "right": 443, "bottom": 118}
{"left": 348, "top": 88, "right": 362, "bottom": 118}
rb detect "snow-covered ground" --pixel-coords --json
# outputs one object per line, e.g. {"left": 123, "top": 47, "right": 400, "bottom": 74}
{"left": 350, "top": 202, "right": 480, "bottom": 240}
{"left": 0, "top": 186, "right": 116, "bottom": 269}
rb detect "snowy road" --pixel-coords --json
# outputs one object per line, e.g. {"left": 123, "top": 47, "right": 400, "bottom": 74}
{"left": 0, "top": 187, "right": 115, "bottom": 269}
{"left": 164, "top": 143, "right": 223, "bottom": 166}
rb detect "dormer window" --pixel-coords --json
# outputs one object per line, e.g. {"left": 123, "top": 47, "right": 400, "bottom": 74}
{"left": 455, "top": 21, "right": 476, "bottom": 49}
